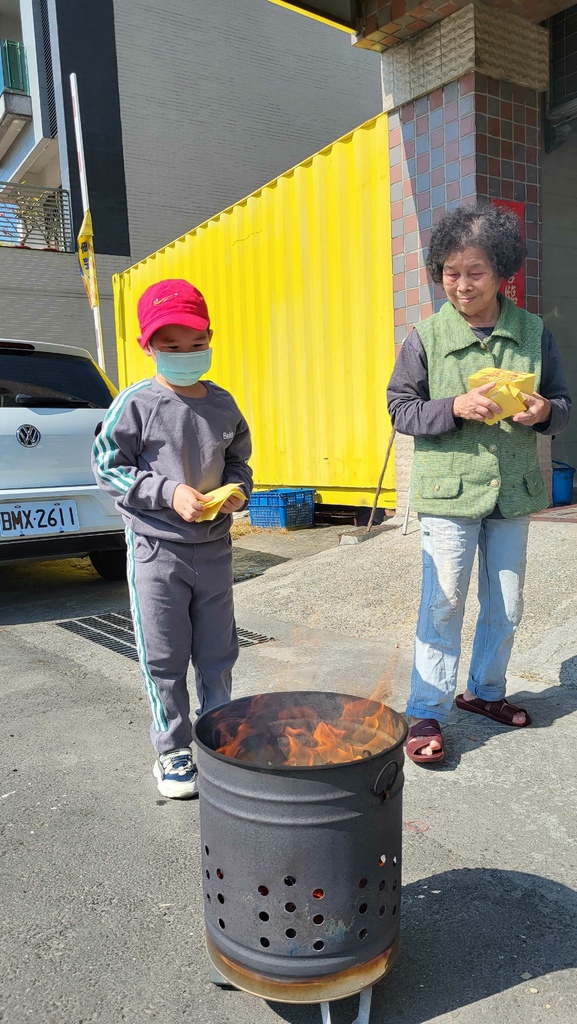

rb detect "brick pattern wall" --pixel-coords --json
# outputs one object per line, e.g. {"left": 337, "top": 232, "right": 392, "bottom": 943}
{"left": 388, "top": 69, "right": 541, "bottom": 351}
{"left": 387, "top": 70, "right": 543, "bottom": 513}
{"left": 475, "top": 74, "right": 541, "bottom": 315}
{"left": 357, "top": 0, "right": 567, "bottom": 52}
{"left": 388, "top": 72, "right": 478, "bottom": 347}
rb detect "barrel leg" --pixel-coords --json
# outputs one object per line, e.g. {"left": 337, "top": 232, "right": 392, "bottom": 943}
{"left": 352, "top": 987, "right": 373, "bottom": 1024}
{"left": 208, "top": 962, "right": 236, "bottom": 989}
{"left": 320, "top": 987, "right": 373, "bottom": 1024}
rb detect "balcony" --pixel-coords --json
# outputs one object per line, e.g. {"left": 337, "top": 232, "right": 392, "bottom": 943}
{"left": 0, "top": 180, "right": 73, "bottom": 252}
{"left": 0, "top": 39, "right": 32, "bottom": 162}
{"left": 0, "top": 39, "right": 28, "bottom": 93}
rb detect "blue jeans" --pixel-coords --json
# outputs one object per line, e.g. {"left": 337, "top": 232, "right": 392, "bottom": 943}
{"left": 406, "top": 514, "right": 530, "bottom": 725}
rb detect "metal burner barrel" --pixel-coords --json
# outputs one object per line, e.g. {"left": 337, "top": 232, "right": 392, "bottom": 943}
{"left": 193, "top": 691, "right": 407, "bottom": 1004}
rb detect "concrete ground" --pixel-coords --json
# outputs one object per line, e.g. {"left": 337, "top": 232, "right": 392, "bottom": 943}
{"left": 0, "top": 518, "right": 576, "bottom": 1024}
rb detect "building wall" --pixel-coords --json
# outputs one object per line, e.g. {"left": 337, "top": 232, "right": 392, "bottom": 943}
{"left": 112, "top": 0, "right": 381, "bottom": 262}
{"left": 0, "top": 0, "right": 380, "bottom": 380}
{"left": 0, "top": 249, "right": 127, "bottom": 378}
{"left": 542, "top": 132, "right": 577, "bottom": 470}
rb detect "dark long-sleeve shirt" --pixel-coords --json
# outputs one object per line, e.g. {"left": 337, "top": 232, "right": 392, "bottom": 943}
{"left": 387, "top": 324, "right": 571, "bottom": 438}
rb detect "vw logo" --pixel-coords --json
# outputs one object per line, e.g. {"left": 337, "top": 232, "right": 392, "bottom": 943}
{"left": 17, "top": 424, "right": 41, "bottom": 448}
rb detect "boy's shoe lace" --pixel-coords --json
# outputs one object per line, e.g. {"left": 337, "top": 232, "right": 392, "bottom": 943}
{"left": 153, "top": 747, "right": 198, "bottom": 799}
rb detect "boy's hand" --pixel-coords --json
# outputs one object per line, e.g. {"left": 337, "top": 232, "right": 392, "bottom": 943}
{"left": 172, "top": 484, "right": 210, "bottom": 522}
{"left": 220, "top": 494, "right": 246, "bottom": 514}
{"left": 512, "top": 392, "right": 551, "bottom": 426}
{"left": 453, "top": 382, "right": 501, "bottom": 422}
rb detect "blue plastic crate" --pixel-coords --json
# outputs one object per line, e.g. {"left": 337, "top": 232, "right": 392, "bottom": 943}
{"left": 248, "top": 488, "right": 315, "bottom": 530}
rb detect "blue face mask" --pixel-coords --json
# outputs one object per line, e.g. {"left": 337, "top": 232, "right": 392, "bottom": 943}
{"left": 154, "top": 348, "right": 212, "bottom": 386}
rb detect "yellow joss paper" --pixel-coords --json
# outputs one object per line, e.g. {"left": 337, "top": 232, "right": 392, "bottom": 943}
{"left": 467, "top": 367, "right": 535, "bottom": 426}
{"left": 195, "top": 484, "right": 246, "bottom": 521}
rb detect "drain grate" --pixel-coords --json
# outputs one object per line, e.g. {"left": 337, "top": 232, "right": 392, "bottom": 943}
{"left": 56, "top": 611, "right": 274, "bottom": 661}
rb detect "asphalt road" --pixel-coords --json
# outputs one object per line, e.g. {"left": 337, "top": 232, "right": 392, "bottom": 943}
{"left": 1, "top": 551, "right": 576, "bottom": 1024}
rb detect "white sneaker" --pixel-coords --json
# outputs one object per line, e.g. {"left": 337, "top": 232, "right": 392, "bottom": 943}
{"left": 153, "top": 748, "right": 198, "bottom": 799}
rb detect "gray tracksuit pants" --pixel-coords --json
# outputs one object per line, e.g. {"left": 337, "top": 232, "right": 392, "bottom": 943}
{"left": 126, "top": 530, "right": 237, "bottom": 756}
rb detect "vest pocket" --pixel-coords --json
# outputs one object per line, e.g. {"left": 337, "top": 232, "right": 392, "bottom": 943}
{"left": 419, "top": 475, "right": 462, "bottom": 499}
{"left": 524, "top": 471, "right": 543, "bottom": 497}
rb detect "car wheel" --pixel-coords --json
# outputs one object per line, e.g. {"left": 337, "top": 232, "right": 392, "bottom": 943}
{"left": 89, "top": 549, "right": 127, "bottom": 581}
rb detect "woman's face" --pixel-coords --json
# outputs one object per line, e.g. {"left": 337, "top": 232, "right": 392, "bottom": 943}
{"left": 442, "top": 246, "right": 502, "bottom": 323}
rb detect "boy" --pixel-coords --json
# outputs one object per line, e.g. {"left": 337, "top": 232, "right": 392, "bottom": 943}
{"left": 92, "top": 279, "right": 252, "bottom": 799}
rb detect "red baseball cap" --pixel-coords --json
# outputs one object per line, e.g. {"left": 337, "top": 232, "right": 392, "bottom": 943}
{"left": 136, "top": 279, "right": 210, "bottom": 349}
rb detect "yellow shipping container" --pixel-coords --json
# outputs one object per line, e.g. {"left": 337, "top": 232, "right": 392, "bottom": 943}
{"left": 113, "top": 112, "right": 395, "bottom": 507}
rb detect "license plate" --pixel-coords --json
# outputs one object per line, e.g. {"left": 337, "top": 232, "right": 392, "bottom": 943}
{"left": 0, "top": 500, "right": 80, "bottom": 537}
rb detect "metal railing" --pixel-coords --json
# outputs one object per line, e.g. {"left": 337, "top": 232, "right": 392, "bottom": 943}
{"left": 0, "top": 39, "right": 29, "bottom": 94}
{"left": 0, "top": 181, "right": 73, "bottom": 252}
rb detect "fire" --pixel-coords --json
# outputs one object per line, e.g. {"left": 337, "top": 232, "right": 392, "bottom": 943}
{"left": 211, "top": 693, "right": 397, "bottom": 768}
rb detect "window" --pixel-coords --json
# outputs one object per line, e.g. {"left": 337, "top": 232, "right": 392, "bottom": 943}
{"left": 0, "top": 349, "right": 115, "bottom": 408}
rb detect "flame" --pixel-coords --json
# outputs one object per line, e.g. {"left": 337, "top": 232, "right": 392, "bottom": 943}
{"left": 212, "top": 693, "right": 396, "bottom": 768}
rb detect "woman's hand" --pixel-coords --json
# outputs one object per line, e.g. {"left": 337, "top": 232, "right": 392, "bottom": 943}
{"left": 172, "top": 484, "right": 210, "bottom": 522}
{"left": 512, "top": 392, "right": 551, "bottom": 426}
{"left": 453, "top": 382, "right": 501, "bottom": 422}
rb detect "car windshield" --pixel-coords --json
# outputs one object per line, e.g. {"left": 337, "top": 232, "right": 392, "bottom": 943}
{"left": 0, "top": 350, "right": 115, "bottom": 409}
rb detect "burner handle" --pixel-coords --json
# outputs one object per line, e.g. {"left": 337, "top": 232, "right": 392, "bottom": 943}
{"left": 373, "top": 759, "right": 400, "bottom": 801}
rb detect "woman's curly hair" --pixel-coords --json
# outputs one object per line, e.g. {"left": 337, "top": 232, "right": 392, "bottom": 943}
{"left": 425, "top": 203, "right": 526, "bottom": 284}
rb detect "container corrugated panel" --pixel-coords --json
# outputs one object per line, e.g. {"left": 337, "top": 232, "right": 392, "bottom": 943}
{"left": 114, "top": 112, "right": 395, "bottom": 507}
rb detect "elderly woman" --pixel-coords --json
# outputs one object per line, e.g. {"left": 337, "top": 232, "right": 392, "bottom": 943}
{"left": 387, "top": 203, "right": 571, "bottom": 765}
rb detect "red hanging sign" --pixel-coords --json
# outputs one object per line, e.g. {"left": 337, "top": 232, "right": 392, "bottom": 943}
{"left": 491, "top": 199, "right": 525, "bottom": 308}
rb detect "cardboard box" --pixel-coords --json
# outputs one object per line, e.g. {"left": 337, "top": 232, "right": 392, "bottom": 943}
{"left": 467, "top": 367, "right": 535, "bottom": 425}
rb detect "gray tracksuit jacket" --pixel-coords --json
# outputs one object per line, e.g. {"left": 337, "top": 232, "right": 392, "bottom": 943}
{"left": 92, "top": 377, "right": 253, "bottom": 543}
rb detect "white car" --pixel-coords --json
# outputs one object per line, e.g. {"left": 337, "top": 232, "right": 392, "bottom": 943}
{"left": 0, "top": 338, "right": 126, "bottom": 580}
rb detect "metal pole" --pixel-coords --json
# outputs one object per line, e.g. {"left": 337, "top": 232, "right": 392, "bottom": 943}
{"left": 70, "top": 72, "right": 106, "bottom": 372}
{"left": 402, "top": 487, "right": 411, "bottom": 536}
{"left": 365, "top": 428, "right": 396, "bottom": 534}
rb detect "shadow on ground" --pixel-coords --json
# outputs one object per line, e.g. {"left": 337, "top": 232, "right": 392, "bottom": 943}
{"left": 0, "top": 549, "right": 288, "bottom": 625}
{"left": 414, "top": 683, "right": 577, "bottom": 773}
{"left": 270, "top": 868, "right": 577, "bottom": 1023}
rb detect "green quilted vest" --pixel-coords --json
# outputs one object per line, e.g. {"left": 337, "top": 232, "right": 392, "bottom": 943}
{"left": 411, "top": 297, "right": 548, "bottom": 519}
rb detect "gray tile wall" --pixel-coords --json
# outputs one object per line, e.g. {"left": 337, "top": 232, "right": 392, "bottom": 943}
{"left": 542, "top": 132, "right": 577, "bottom": 471}
{"left": 0, "top": 250, "right": 128, "bottom": 382}
{"left": 112, "top": 0, "right": 381, "bottom": 262}
{"left": 0, "top": 0, "right": 380, "bottom": 378}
